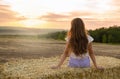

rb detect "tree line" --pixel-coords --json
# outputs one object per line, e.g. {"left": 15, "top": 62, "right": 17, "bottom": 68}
{"left": 42, "top": 25, "right": 120, "bottom": 44}
{"left": 89, "top": 25, "right": 120, "bottom": 44}
{"left": 40, "top": 31, "right": 67, "bottom": 40}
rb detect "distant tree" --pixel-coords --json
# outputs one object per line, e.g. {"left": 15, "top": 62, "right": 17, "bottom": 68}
{"left": 89, "top": 25, "right": 120, "bottom": 44}
{"left": 102, "top": 34, "right": 107, "bottom": 43}
{"left": 42, "top": 31, "right": 67, "bottom": 40}
{"left": 108, "top": 34, "right": 113, "bottom": 43}
{"left": 42, "top": 25, "right": 120, "bottom": 44}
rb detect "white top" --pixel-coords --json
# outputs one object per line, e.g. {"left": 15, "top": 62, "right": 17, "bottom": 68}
{"left": 65, "top": 35, "right": 94, "bottom": 59}
{"left": 65, "top": 35, "right": 94, "bottom": 43}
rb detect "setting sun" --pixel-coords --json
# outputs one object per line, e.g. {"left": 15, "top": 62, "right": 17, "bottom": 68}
{"left": 20, "top": 19, "right": 46, "bottom": 28}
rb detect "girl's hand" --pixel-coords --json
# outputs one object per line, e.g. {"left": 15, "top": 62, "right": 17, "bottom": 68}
{"left": 96, "top": 66, "right": 104, "bottom": 70}
{"left": 51, "top": 65, "right": 60, "bottom": 69}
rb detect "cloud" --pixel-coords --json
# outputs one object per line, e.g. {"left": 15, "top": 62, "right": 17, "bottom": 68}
{"left": 101, "top": 1, "right": 120, "bottom": 21}
{"left": 0, "top": 0, "right": 3, "bottom": 3}
{"left": 0, "top": 5, "right": 27, "bottom": 23}
{"left": 38, "top": 11, "right": 95, "bottom": 22}
{"left": 38, "top": 10, "right": 120, "bottom": 29}
{"left": 111, "top": 0, "right": 120, "bottom": 8}
{"left": 0, "top": 0, "right": 119, "bottom": 29}
{"left": 39, "top": 12, "right": 70, "bottom": 22}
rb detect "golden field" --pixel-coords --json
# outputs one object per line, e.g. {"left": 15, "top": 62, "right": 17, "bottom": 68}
{"left": 0, "top": 56, "right": 120, "bottom": 79}
{"left": 0, "top": 37, "right": 120, "bottom": 79}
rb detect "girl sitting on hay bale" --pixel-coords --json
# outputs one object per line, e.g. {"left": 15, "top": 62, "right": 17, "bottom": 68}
{"left": 51, "top": 18, "right": 104, "bottom": 70}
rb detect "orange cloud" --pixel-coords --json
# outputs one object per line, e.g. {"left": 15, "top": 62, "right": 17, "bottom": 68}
{"left": 39, "top": 11, "right": 95, "bottom": 22}
{"left": 38, "top": 10, "right": 120, "bottom": 30}
{"left": 0, "top": 5, "right": 27, "bottom": 23}
{"left": 106, "top": 0, "right": 120, "bottom": 19}
{"left": 111, "top": 0, "right": 120, "bottom": 8}
{"left": 39, "top": 12, "right": 70, "bottom": 22}
{"left": 38, "top": 11, "right": 98, "bottom": 29}
{"left": 69, "top": 11, "right": 94, "bottom": 16}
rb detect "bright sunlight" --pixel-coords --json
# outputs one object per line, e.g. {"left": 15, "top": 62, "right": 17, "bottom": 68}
{"left": 20, "top": 19, "right": 46, "bottom": 28}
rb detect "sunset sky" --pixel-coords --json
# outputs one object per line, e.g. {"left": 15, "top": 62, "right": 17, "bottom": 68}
{"left": 0, "top": 0, "right": 120, "bottom": 30}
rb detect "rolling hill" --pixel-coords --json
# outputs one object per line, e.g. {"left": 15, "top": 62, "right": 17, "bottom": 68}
{"left": 0, "top": 26, "right": 64, "bottom": 35}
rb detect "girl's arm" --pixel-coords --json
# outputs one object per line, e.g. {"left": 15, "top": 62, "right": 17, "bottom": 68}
{"left": 88, "top": 43, "right": 104, "bottom": 69}
{"left": 88, "top": 43, "right": 97, "bottom": 68}
{"left": 51, "top": 43, "right": 69, "bottom": 69}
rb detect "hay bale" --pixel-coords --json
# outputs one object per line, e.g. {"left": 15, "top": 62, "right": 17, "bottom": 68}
{"left": 0, "top": 56, "right": 120, "bottom": 79}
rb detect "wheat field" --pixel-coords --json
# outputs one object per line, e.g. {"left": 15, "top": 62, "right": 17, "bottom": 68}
{"left": 0, "top": 56, "right": 120, "bottom": 79}
{"left": 0, "top": 37, "right": 120, "bottom": 79}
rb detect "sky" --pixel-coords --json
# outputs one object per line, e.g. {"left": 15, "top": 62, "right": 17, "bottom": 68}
{"left": 0, "top": 0, "right": 120, "bottom": 30}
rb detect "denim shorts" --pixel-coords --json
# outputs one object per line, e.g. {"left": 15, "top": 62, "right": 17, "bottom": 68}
{"left": 68, "top": 56, "right": 90, "bottom": 68}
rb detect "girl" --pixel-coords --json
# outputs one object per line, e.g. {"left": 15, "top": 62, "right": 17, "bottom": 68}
{"left": 52, "top": 18, "right": 103, "bottom": 69}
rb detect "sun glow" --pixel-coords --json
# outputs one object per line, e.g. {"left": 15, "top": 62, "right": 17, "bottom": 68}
{"left": 1, "top": 0, "right": 120, "bottom": 29}
{"left": 20, "top": 19, "right": 46, "bottom": 28}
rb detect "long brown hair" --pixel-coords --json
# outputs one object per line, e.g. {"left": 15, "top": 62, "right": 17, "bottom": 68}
{"left": 68, "top": 18, "right": 88, "bottom": 56}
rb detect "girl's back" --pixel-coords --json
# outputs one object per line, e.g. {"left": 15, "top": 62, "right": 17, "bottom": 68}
{"left": 66, "top": 35, "right": 94, "bottom": 68}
